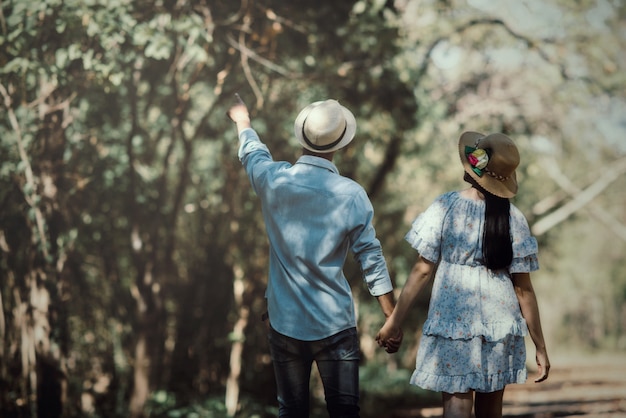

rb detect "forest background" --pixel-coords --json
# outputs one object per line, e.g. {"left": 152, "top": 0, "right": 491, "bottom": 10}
{"left": 1, "top": 0, "right": 624, "bottom": 417}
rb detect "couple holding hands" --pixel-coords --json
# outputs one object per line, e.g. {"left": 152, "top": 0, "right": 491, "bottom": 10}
{"left": 227, "top": 95, "right": 549, "bottom": 418}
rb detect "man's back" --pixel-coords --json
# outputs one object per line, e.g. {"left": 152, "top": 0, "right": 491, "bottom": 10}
{"left": 228, "top": 95, "right": 400, "bottom": 417}
{"left": 241, "top": 142, "right": 377, "bottom": 340}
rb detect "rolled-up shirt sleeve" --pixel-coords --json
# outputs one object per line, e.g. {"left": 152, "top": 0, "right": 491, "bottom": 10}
{"left": 349, "top": 192, "right": 393, "bottom": 296}
{"left": 238, "top": 128, "right": 269, "bottom": 159}
{"left": 237, "top": 128, "right": 275, "bottom": 194}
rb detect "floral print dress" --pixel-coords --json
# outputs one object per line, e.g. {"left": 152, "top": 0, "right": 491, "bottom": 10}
{"left": 405, "top": 191, "right": 539, "bottom": 393}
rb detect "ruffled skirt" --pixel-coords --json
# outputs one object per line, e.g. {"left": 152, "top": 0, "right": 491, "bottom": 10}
{"left": 410, "top": 334, "right": 527, "bottom": 393}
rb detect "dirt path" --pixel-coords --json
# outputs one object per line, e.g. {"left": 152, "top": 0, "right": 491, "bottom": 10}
{"left": 395, "top": 353, "right": 626, "bottom": 417}
{"left": 502, "top": 353, "right": 626, "bottom": 417}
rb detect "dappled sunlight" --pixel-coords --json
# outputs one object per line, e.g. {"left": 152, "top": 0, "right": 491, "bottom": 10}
{"left": 2, "top": 0, "right": 624, "bottom": 416}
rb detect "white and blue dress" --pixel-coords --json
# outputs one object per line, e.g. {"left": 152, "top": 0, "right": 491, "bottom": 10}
{"left": 406, "top": 191, "right": 539, "bottom": 393}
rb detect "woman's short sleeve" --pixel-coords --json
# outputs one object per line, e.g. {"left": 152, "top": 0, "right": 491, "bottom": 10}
{"left": 509, "top": 205, "right": 539, "bottom": 273}
{"left": 404, "top": 193, "right": 451, "bottom": 263}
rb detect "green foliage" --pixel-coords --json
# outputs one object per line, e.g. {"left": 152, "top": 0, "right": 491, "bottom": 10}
{"left": 360, "top": 364, "right": 440, "bottom": 413}
{"left": 146, "top": 392, "right": 278, "bottom": 418}
{"left": 1, "top": 0, "right": 625, "bottom": 416}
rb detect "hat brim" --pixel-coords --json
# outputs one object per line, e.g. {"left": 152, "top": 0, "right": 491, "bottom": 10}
{"left": 294, "top": 101, "right": 357, "bottom": 153}
{"left": 458, "top": 131, "right": 518, "bottom": 198}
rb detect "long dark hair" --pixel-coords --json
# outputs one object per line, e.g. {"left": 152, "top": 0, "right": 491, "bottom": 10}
{"left": 463, "top": 173, "right": 513, "bottom": 270}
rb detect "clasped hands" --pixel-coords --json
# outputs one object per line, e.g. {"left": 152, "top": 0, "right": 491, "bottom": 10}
{"left": 376, "top": 319, "right": 404, "bottom": 354}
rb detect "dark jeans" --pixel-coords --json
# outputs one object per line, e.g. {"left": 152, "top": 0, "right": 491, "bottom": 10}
{"left": 267, "top": 326, "right": 361, "bottom": 418}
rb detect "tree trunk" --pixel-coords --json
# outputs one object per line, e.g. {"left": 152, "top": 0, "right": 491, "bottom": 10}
{"left": 0, "top": 82, "right": 70, "bottom": 418}
{"left": 129, "top": 329, "right": 150, "bottom": 418}
{"left": 129, "top": 261, "right": 163, "bottom": 418}
{"left": 225, "top": 264, "right": 249, "bottom": 417}
{"left": 533, "top": 157, "right": 626, "bottom": 236}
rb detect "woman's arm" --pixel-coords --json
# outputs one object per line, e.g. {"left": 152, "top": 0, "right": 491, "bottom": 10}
{"left": 512, "top": 272, "right": 551, "bottom": 382}
{"left": 376, "top": 255, "right": 435, "bottom": 348}
{"left": 375, "top": 291, "right": 403, "bottom": 353}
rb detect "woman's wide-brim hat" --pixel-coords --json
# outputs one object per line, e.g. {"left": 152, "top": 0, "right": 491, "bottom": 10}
{"left": 458, "top": 131, "right": 520, "bottom": 198}
{"left": 294, "top": 100, "right": 356, "bottom": 153}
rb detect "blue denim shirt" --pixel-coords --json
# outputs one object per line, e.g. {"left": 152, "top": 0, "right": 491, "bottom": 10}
{"left": 238, "top": 128, "right": 393, "bottom": 340}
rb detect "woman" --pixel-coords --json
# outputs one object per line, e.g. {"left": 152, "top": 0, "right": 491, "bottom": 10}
{"left": 377, "top": 132, "right": 550, "bottom": 418}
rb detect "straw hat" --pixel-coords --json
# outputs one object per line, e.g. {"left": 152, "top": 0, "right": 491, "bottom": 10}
{"left": 458, "top": 131, "right": 520, "bottom": 198}
{"left": 294, "top": 100, "right": 356, "bottom": 153}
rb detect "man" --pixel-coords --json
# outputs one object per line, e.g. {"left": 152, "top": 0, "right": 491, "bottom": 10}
{"left": 227, "top": 94, "right": 401, "bottom": 418}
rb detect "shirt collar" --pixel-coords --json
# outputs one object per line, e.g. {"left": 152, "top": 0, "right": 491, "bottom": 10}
{"left": 296, "top": 155, "right": 339, "bottom": 174}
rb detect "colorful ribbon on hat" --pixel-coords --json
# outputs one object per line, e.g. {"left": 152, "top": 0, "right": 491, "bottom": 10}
{"left": 465, "top": 146, "right": 490, "bottom": 177}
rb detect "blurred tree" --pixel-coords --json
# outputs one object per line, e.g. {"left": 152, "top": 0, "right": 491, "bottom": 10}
{"left": 381, "top": 0, "right": 626, "bottom": 367}
{"left": 0, "top": 0, "right": 82, "bottom": 415}
{"left": 0, "top": 0, "right": 624, "bottom": 417}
